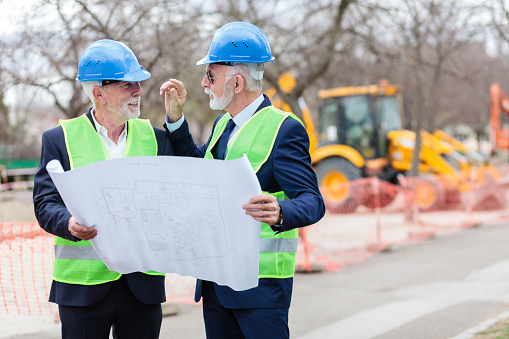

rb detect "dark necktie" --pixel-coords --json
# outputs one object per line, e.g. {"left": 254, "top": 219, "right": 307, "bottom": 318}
{"left": 216, "top": 119, "right": 236, "bottom": 159}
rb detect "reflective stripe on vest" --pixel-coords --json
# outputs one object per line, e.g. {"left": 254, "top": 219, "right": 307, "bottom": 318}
{"left": 55, "top": 244, "right": 101, "bottom": 260}
{"left": 54, "top": 114, "right": 162, "bottom": 285}
{"left": 259, "top": 238, "right": 298, "bottom": 253}
{"left": 205, "top": 106, "right": 303, "bottom": 279}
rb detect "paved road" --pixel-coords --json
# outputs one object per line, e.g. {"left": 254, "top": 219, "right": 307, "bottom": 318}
{"left": 290, "top": 222, "right": 509, "bottom": 339}
{"left": 159, "top": 221, "right": 509, "bottom": 339}
{"left": 5, "top": 221, "right": 509, "bottom": 338}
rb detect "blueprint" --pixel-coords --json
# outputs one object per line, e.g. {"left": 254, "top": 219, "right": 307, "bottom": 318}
{"left": 46, "top": 155, "right": 261, "bottom": 291}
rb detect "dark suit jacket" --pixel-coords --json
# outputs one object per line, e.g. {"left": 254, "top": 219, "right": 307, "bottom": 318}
{"left": 166, "top": 95, "right": 325, "bottom": 309}
{"left": 33, "top": 109, "right": 174, "bottom": 306}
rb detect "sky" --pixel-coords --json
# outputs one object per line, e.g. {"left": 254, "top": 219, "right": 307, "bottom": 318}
{"left": 0, "top": 0, "right": 57, "bottom": 107}
{"left": 0, "top": 0, "right": 33, "bottom": 36}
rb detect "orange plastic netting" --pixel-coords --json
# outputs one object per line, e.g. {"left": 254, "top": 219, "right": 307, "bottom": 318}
{"left": 0, "top": 223, "right": 196, "bottom": 315}
{"left": 2, "top": 164, "right": 509, "bottom": 315}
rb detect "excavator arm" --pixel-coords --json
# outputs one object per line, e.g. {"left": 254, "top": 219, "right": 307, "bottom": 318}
{"left": 490, "top": 83, "right": 509, "bottom": 151}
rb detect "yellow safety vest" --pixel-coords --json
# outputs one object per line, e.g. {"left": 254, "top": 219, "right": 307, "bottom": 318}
{"left": 53, "top": 114, "right": 163, "bottom": 285}
{"left": 205, "top": 106, "right": 302, "bottom": 278}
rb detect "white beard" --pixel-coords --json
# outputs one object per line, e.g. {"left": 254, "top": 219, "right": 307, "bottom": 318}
{"left": 106, "top": 97, "right": 141, "bottom": 119}
{"left": 205, "top": 79, "right": 234, "bottom": 110}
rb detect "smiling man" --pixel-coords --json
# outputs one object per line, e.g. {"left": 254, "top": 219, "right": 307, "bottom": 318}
{"left": 33, "top": 39, "right": 174, "bottom": 339}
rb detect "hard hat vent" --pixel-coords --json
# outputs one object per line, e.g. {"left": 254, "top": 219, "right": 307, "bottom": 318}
{"left": 230, "top": 41, "right": 249, "bottom": 48}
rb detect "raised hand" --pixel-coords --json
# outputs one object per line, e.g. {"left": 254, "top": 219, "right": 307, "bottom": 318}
{"left": 160, "top": 79, "right": 187, "bottom": 122}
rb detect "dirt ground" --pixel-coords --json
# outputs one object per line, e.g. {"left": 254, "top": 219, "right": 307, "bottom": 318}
{"left": 0, "top": 190, "right": 37, "bottom": 222}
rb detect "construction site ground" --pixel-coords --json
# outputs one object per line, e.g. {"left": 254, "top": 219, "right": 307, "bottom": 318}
{"left": 3, "top": 190, "right": 509, "bottom": 338}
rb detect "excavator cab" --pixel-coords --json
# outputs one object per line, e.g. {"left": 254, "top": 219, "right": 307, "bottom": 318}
{"left": 315, "top": 82, "right": 404, "bottom": 181}
{"left": 318, "top": 92, "right": 403, "bottom": 161}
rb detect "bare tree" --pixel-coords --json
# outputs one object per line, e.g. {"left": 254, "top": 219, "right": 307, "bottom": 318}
{"left": 437, "top": 42, "right": 509, "bottom": 149}
{"left": 2, "top": 0, "right": 204, "bottom": 120}
{"left": 0, "top": 95, "right": 9, "bottom": 147}
{"left": 387, "top": 0, "right": 487, "bottom": 175}
{"left": 0, "top": 0, "right": 219, "bottom": 152}
{"left": 0, "top": 38, "right": 12, "bottom": 147}
{"left": 0, "top": 80, "right": 9, "bottom": 145}
{"left": 491, "top": 0, "right": 509, "bottom": 44}
{"left": 3, "top": 0, "right": 506, "bottom": 158}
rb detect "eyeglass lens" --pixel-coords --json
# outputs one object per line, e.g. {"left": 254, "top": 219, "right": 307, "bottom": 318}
{"left": 207, "top": 70, "right": 214, "bottom": 84}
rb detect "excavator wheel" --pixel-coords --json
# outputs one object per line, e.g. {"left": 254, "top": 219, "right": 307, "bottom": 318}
{"left": 314, "top": 157, "right": 362, "bottom": 213}
{"left": 412, "top": 176, "right": 446, "bottom": 212}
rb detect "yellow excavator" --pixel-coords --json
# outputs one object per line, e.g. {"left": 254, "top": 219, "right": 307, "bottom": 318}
{"left": 266, "top": 73, "right": 497, "bottom": 212}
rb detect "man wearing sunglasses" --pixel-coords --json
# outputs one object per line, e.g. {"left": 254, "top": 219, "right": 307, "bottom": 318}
{"left": 33, "top": 39, "right": 173, "bottom": 339}
{"left": 161, "top": 22, "right": 325, "bottom": 339}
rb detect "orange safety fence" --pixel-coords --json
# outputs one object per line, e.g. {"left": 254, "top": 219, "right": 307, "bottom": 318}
{"left": 0, "top": 223, "right": 54, "bottom": 316}
{"left": 3, "top": 164, "right": 509, "bottom": 315}
{"left": 296, "top": 163, "right": 509, "bottom": 274}
{"left": 0, "top": 222, "right": 196, "bottom": 316}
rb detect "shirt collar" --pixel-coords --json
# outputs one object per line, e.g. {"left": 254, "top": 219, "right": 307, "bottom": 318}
{"left": 229, "top": 94, "right": 264, "bottom": 128}
{"left": 91, "top": 109, "right": 128, "bottom": 140}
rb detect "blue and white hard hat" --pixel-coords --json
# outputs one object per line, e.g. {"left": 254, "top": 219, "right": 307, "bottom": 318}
{"left": 76, "top": 39, "right": 151, "bottom": 83}
{"left": 196, "top": 22, "right": 275, "bottom": 66}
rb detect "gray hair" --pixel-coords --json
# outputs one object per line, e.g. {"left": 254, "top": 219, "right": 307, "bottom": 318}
{"left": 227, "top": 63, "right": 263, "bottom": 92}
{"left": 81, "top": 81, "right": 102, "bottom": 106}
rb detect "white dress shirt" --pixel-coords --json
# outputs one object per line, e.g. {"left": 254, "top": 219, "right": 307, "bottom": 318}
{"left": 91, "top": 110, "right": 128, "bottom": 159}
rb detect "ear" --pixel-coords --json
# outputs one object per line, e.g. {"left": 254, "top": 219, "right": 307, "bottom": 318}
{"left": 233, "top": 75, "right": 244, "bottom": 94}
{"left": 92, "top": 85, "right": 107, "bottom": 104}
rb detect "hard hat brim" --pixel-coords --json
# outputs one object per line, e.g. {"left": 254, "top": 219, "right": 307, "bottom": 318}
{"left": 196, "top": 56, "right": 274, "bottom": 66}
{"left": 76, "top": 68, "right": 151, "bottom": 82}
{"left": 122, "top": 68, "right": 151, "bottom": 82}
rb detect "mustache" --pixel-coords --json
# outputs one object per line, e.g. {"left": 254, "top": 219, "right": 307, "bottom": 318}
{"left": 128, "top": 96, "right": 141, "bottom": 105}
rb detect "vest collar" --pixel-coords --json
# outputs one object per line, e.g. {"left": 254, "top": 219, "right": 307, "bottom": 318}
{"left": 256, "top": 94, "right": 273, "bottom": 113}
{"left": 85, "top": 107, "right": 129, "bottom": 135}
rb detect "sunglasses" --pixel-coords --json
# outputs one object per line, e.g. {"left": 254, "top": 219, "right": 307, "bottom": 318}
{"left": 206, "top": 70, "right": 226, "bottom": 84}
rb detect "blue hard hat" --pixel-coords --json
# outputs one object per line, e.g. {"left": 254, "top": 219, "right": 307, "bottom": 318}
{"left": 196, "top": 22, "right": 275, "bottom": 65}
{"left": 76, "top": 39, "right": 151, "bottom": 82}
